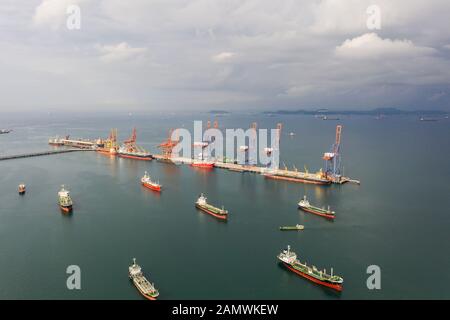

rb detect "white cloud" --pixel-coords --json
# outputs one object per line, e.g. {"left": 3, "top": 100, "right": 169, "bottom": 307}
{"left": 335, "top": 33, "right": 436, "bottom": 59}
{"left": 96, "top": 42, "right": 147, "bottom": 63}
{"left": 211, "top": 52, "right": 236, "bottom": 63}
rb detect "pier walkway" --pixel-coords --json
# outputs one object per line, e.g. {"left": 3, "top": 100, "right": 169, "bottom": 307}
{"left": 0, "top": 149, "right": 94, "bottom": 161}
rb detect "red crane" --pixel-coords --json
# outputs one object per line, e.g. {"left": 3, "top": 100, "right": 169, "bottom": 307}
{"left": 158, "top": 128, "right": 179, "bottom": 159}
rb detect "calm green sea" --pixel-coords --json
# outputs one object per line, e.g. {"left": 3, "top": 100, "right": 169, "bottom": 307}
{"left": 0, "top": 112, "right": 449, "bottom": 299}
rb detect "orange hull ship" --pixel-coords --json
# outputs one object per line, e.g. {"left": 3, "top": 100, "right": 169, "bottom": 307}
{"left": 191, "top": 161, "right": 214, "bottom": 168}
{"left": 141, "top": 171, "right": 162, "bottom": 192}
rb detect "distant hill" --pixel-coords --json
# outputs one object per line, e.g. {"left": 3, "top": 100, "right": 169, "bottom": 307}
{"left": 209, "top": 110, "right": 231, "bottom": 115}
{"left": 263, "top": 108, "right": 447, "bottom": 116}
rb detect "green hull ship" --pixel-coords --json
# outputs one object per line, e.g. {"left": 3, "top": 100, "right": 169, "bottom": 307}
{"left": 278, "top": 245, "right": 343, "bottom": 291}
{"left": 279, "top": 224, "right": 304, "bottom": 231}
{"left": 298, "top": 195, "right": 335, "bottom": 219}
{"left": 195, "top": 194, "right": 228, "bottom": 220}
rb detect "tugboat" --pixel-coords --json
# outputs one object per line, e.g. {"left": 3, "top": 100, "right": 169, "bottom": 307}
{"left": 298, "top": 195, "right": 335, "bottom": 219}
{"left": 141, "top": 171, "right": 162, "bottom": 192}
{"left": 277, "top": 245, "right": 343, "bottom": 291}
{"left": 128, "top": 258, "right": 159, "bottom": 300}
{"left": 195, "top": 193, "right": 228, "bottom": 220}
{"left": 279, "top": 224, "right": 304, "bottom": 231}
{"left": 58, "top": 185, "right": 73, "bottom": 213}
{"left": 18, "top": 184, "right": 26, "bottom": 195}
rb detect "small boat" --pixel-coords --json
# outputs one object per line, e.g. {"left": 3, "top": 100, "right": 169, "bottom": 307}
{"left": 141, "top": 171, "right": 161, "bottom": 192}
{"left": 298, "top": 195, "right": 335, "bottom": 219}
{"left": 278, "top": 245, "right": 343, "bottom": 291}
{"left": 195, "top": 193, "right": 228, "bottom": 220}
{"left": 18, "top": 184, "right": 26, "bottom": 195}
{"left": 279, "top": 224, "right": 304, "bottom": 231}
{"left": 129, "top": 258, "right": 159, "bottom": 300}
{"left": 58, "top": 185, "right": 73, "bottom": 213}
{"left": 419, "top": 117, "right": 438, "bottom": 122}
{"left": 0, "top": 129, "right": 12, "bottom": 134}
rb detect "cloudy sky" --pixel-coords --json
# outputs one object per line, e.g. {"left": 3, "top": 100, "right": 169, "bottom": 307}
{"left": 1, "top": 0, "right": 450, "bottom": 112}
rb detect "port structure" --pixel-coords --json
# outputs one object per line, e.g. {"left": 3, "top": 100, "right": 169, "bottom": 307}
{"left": 238, "top": 122, "right": 257, "bottom": 165}
{"left": 200, "top": 120, "right": 219, "bottom": 160}
{"left": 157, "top": 128, "right": 180, "bottom": 160}
{"left": 98, "top": 128, "right": 118, "bottom": 154}
{"left": 323, "top": 125, "right": 343, "bottom": 183}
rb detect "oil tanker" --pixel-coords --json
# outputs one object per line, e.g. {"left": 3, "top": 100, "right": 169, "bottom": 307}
{"left": 298, "top": 195, "right": 335, "bottom": 219}
{"left": 278, "top": 245, "right": 343, "bottom": 291}
{"left": 195, "top": 193, "right": 228, "bottom": 220}
{"left": 141, "top": 171, "right": 161, "bottom": 192}
{"left": 128, "top": 258, "right": 159, "bottom": 300}
{"left": 58, "top": 185, "right": 73, "bottom": 213}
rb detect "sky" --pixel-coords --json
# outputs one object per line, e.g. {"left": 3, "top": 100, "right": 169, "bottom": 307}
{"left": 0, "top": 0, "right": 450, "bottom": 113}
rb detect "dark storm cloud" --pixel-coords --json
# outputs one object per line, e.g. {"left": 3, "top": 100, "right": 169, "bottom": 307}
{"left": 0, "top": 0, "right": 449, "bottom": 112}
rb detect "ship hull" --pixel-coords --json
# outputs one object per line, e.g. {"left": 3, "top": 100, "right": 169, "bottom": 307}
{"left": 142, "top": 182, "right": 161, "bottom": 192}
{"left": 282, "top": 262, "right": 342, "bottom": 292}
{"left": 60, "top": 205, "right": 72, "bottom": 213}
{"left": 49, "top": 142, "right": 64, "bottom": 146}
{"left": 298, "top": 206, "right": 335, "bottom": 220}
{"left": 118, "top": 153, "right": 152, "bottom": 161}
{"left": 97, "top": 149, "right": 117, "bottom": 155}
{"left": 264, "top": 174, "right": 330, "bottom": 185}
{"left": 195, "top": 204, "right": 227, "bottom": 220}
{"left": 18, "top": 191, "right": 26, "bottom": 195}
{"left": 191, "top": 162, "right": 214, "bottom": 168}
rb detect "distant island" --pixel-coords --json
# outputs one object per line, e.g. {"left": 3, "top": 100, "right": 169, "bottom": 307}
{"left": 209, "top": 110, "right": 231, "bottom": 115}
{"left": 263, "top": 107, "right": 447, "bottom": 116}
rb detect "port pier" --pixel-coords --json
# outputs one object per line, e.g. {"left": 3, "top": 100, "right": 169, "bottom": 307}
{"left": 0, "top": 149, "right": 94, "bottom": 161}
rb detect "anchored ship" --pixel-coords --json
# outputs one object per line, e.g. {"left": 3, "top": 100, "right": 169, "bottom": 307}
{"left": 279, "top": 224, "right": 304, "bottom": 231}
{"left": 0, "top": 129, "right": 12, "bottom": 134}
{"left": 298, "top": 195, "right": 335, "bottom": 219}
{"left": 278, "top": 245, "right": 343, "bottom": 291}
{"left": 18, "top": 184, "right": 26, "bottom": 195}
{"left": 128, "top": 258, "right": 159, "bottom": 300}
{"left": 58, "top": 185, "right": 73, "bottom": 213}
{"left": 195, "top": 193, "right": 228, "bottom": 220}
{"left": 141, "top": 171, "right": 161, "bottom": 192}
